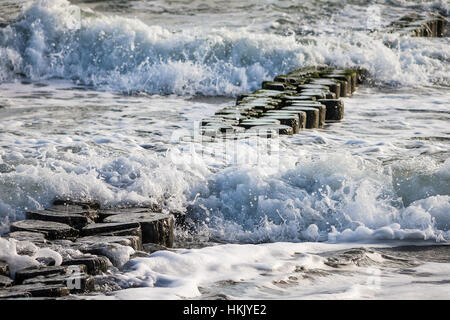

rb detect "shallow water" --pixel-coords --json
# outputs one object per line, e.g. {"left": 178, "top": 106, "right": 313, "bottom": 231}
{"left": 0, "top": 0, "right": 449, "bottom": 299}
{"left": 96, "top": 242, "right": 450, "bottom": 300}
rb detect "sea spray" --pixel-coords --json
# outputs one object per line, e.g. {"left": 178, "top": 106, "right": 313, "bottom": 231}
{"left": 0, "top": 0, "right": 449, "bottom": 94}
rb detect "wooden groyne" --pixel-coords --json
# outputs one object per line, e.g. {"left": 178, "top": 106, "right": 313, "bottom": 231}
{"left": 1, "top": 200, "right": 173, "bottom": 298}
{"left": 0, "top": 11, "right": 447, "bottom": 299}
{"left": 200, "top": 66, "right": 367, "bottom": 137}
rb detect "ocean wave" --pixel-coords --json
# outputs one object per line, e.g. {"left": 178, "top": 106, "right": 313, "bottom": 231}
{"left": 94, "top": 241, "right": 450, "bottom": 299}
{"left": 186, "top": 151, "right": 450, "bottom": 243}
{"left": 2, "top": 137, "right": 448, "bottom": 243}
{"left": 0, "top": 0, "right": 448, "bottom": 95}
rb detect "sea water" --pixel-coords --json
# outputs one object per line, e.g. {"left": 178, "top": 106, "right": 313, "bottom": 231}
{"left": 0, "top": 0, "right": 449, "bottom": 299}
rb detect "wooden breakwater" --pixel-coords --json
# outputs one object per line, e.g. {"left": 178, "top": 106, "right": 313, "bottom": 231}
{"left": 1, "top": 11, "right": 447, "bottom": 299}
{"left": 389, "top": 12, "right": 447, "bottom": 37}
{"left": 0, "top": 200, "right": 173, "bottom": 298}
{"left": 199, "top": 13, "right": 447, "bottom": 139}
{"left": 200, "top": 66, "right": 367, "bottom": 138}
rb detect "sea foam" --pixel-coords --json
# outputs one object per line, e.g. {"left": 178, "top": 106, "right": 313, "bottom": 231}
{"left": 0, "top": 0, "right": 448, "bottom": 95}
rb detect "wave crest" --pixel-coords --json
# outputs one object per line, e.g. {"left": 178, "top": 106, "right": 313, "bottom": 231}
{"left": 0, "top": 0, "right": 448, "bottom": 95}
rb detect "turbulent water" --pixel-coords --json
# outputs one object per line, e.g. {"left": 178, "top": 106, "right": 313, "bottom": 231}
{"left": 0, "top": 0, "right": 449, "bottom": 299}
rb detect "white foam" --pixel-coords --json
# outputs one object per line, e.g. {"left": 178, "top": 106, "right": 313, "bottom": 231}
{"left": 33, "top": 247, "right": 63, "bottom": 266}
{"left": 97, "top": 242, "right": 329, "bottom": 299}
{"left": 0, "top": 0, "right": 448, "bottom": 95}
{"left": 0, "top": 120, "right": 448, "bottom": 243}
{"left": 88, "top": 242, "right": 450, "bottom": 299}
{"left": 0, "top": 1, "right": 449, "bottom": 300}
{"left": 78, "top": 242, "right": 135, "bottom": 268}
{"left": 0, "top": 238, "right": 39, "bottom": 277}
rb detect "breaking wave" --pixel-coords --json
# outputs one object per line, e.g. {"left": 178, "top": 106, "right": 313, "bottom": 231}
{"left": 0, "top": 0, "right": 448, "bottom": 95}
